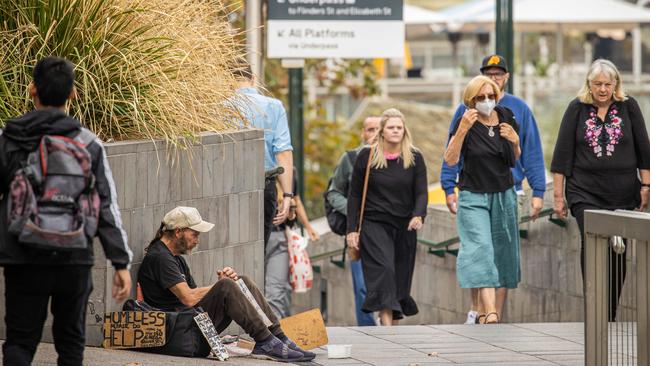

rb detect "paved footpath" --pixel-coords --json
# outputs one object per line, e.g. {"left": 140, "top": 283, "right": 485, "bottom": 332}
{"left": 8, "top": 323, "right": 590, "bottom": 365}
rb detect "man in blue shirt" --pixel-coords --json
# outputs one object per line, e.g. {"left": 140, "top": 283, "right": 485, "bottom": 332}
{"left": 234, "top": 63, "right": 294, "bottom": 247}
{"left": 440, "top": 54, "right": 546, "bottom": 324}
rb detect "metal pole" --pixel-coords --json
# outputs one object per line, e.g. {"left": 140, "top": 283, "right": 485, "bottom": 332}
{"left": 246, "top": 0, "right": 262, "bottom": 77}
{"left": 288, "top": 68, "right": 304, "bottom": 201}
{"left": 633, "top": 25, "right": 642, "bottom": 86}
{"left": 495, "top": 0, "right": 514, "bottom": 93}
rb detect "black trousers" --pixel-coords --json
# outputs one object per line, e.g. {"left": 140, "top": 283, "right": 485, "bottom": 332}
{"left": 3, "top": 265, "right": 93, "bottom": 366}
{"left": 572, "top": 204, "right": 628, "bottom": 322}
{"left": 263, "top": 179, "right": 277, "bottom": 247}
{"left": 196, "top": 275, "right": 282, "bottom": 342}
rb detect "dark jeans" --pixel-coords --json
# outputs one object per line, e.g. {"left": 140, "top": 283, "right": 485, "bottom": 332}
{"left": 264, "top": 179, "right": 278, "bottom": 247}
{"left": 3, "top": 265, "right": 93, "bottom": 366}
{"left": 350, "top": 259, "right": 375, "bottom": 326}
{"left": 572, "top": 204, "right": 628, "bottom": 322}
{"left": 196, "top": 275, "right": 282, "bottom": 342}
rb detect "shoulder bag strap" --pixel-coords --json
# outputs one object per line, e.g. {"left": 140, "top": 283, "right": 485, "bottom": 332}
{"left": 357, "top": 145, "right": 375, "bottom": 233}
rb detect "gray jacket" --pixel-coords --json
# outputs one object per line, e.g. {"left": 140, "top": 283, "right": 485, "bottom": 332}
{"left": 326, "top": 146, "right": 363, "bottom": 216}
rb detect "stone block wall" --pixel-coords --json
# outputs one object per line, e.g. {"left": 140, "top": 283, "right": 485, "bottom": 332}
{"left": 0, "top": 129, "right": 265, "bottom": 346}
{"left": 293, "top": 183, "right": 593, "bottom": 325}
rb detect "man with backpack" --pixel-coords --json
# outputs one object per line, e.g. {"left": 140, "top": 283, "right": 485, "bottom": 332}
{"left": 325, "top": 116, "right": 380, "bottom": 326}
{"left": 0, "top": 57, "right": 133, "bottom": 366}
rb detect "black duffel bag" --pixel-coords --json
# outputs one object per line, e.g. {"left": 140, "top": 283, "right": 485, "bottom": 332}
{"left": 122, "top": 299, "right": 211, "bottom": 358}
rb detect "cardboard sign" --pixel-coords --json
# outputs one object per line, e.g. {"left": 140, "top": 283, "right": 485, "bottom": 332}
{"left": 102, "top": 311, "right": 166, "bottom": 349}
{"left": 193, "top": 312, "right": 229, "bottom": 361}
{"left": 236, "top": 279, "right": 273, "bottom": 327}
{"left": 279, "top": 308, "right": 328, "bottom": 350}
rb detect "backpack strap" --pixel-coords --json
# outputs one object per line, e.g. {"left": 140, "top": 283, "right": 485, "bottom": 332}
{"left": 74, "top": 128, "right": 97, "bottom": 147}
{"left": 346, "top": 149, "right": 358, "bottom": 165}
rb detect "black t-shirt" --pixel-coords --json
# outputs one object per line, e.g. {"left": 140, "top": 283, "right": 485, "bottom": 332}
{"left": 137, "top": 240, "right": 196, "bottom": 311}
{"left": 346, "top": 149, "right": 428, "bottom": 233}
{"left": 451, "top": 106, "right": 519, "bottom": 193}
{"left": 551, "top": 97, "right": 650, "bottom": 209}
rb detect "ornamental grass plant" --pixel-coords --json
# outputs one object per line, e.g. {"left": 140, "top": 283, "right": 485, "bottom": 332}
{"left": 0, "top": 0, "right": 246, "bottom": 143}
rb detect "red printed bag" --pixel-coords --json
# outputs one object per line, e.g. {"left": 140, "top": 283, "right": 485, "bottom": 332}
{"left": 286, "top": 228, "right": 313, "bottom": 293}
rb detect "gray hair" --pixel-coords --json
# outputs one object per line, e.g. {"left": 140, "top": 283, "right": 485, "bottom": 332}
{"left": 577, "top": 59, "right": 627, "bottom": 103}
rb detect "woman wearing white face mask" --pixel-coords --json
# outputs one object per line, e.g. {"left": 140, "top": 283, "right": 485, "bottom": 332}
{"left": 444, "top": 75, "right": 521, "bottom": 324}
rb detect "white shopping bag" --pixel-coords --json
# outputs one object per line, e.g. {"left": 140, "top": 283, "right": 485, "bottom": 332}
{"left": 286, "top": 228, "right": 313, "bottom": 293}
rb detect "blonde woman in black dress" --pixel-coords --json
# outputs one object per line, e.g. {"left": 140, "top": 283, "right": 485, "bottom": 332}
{"left": 346, "top": 108, "right": 428, "bottom": 326}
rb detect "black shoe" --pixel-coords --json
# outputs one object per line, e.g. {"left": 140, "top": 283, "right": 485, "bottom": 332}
{"left": 252, "top": 336, "right": 304, "bottom": 363}
{"left": 283, "top": 339, "right": 316, "bottom": 361}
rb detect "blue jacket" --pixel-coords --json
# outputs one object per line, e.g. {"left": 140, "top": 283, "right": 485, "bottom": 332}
{"left": 440, "top": 93, "right": 546, "bottom": 198}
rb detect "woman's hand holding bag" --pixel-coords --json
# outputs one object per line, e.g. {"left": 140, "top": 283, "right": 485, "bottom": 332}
{"left": 346, "top": 232, "right": 360, "bottom": 261}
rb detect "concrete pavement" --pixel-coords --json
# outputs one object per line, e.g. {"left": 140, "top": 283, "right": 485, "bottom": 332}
{"left": 4, "top": 323, "right": 596, "bottom": 365}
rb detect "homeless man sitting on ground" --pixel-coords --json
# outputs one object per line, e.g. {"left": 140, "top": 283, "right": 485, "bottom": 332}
{"left": 137, "top": 206, "right": 313, "bottom": 362}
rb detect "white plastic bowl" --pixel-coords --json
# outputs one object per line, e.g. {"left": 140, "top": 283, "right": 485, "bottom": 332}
{"left": 327, "top": 344, "right": 352, "bottom": 359}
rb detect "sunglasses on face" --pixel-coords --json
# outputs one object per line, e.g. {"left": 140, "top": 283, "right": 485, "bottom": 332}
{"left": 474, "top": 94, "right": 496, "bottom": 102}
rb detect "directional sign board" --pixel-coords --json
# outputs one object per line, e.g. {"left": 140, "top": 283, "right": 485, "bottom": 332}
{"left": 267, "top": 0, "right": 404, "bottom": 59}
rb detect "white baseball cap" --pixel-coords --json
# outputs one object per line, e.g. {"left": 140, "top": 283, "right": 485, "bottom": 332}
{"left": 162, "top": 206, "right": 214, "bottom": 233}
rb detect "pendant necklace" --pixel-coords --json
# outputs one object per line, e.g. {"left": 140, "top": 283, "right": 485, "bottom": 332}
{"left": 484, "top": 114, "right": 496, "bottom": 137}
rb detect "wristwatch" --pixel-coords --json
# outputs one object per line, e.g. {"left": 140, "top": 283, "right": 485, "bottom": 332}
{"left": 282, "top": 192, "right": 294, "bottom": 198}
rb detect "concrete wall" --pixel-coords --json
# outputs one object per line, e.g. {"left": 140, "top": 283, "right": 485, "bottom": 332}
{"left": 0, "top": 129, "right": 265, "bottom": 346}
{"left": 293, "top": 183, "right": 597, "bottom": 325}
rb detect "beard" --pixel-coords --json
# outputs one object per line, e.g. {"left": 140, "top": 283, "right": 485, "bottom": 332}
{"left": 176, "top": 235, "right": 192, "bottom": 255}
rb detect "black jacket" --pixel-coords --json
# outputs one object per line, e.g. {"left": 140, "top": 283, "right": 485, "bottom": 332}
{"left": 0, "top": 108, "right": 132, "bottom": 269}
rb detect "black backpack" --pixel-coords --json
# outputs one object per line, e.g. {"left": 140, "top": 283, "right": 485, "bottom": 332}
{"left": 324, "top": 150, "right": 357, "bottom": 236}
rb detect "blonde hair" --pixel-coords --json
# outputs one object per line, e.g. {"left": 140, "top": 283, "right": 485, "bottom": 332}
{"left": 370, "top": 108, "right": 419, "bottom": 169}
{"left": 577, "top": 59, "right": 627, "bottom": 103}
{"left": 462, "top": 75, "right": 502, "bottom": 108}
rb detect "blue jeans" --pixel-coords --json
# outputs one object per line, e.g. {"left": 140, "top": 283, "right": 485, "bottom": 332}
{"left": 350, "top": 259, "right": 376, "bottom": 326}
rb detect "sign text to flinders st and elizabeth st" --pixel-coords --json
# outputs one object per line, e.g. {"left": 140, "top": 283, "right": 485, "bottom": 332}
{"left": 267, "top": 0, "right": 404, "bottom": 59}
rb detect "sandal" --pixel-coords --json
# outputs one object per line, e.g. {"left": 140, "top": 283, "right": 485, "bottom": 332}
{"left": 485, "top": 312, "right": 499, "bottom": 324}
{"left": 475, "top": 314, "right": 487, "bottom": 324}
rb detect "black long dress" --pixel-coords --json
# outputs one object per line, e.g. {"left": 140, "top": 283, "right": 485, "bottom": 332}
{"left": 347, "top": 147, "right": 428, "bottom": 317}
{"left": 551, "top": 96, "right": 650, "bottom": 320}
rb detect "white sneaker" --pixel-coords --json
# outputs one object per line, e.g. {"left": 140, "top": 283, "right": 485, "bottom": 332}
{"left": 464, "top": 310, "right": 478, "bottom": 325}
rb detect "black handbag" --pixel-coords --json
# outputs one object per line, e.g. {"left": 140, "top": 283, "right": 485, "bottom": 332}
{"left": 122, "top": 299, "right": 211, "bottom": 358}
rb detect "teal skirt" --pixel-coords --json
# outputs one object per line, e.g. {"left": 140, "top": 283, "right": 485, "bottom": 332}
{"left": 456, "top": 188, "right": 521, "bottom": 289}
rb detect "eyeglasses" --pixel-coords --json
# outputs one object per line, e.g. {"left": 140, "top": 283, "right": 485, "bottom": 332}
{"left": 474, "top": 94, "right": 496, "bottom": 102}
{"left": 590, "top": 81, "right": 615, "bottom": 90}
{"left": 484, "top": 71, "right": 506, "bottom": 79}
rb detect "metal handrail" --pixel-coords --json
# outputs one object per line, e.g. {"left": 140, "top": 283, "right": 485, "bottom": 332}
{"left": 584, "top": 210, "right": 649, "bottom": 366}
{"left": 417, "top": 207, "right": 560, "bottom": 256}
{"left": 311, "top": 207, "right": 561, "bottom": 263}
